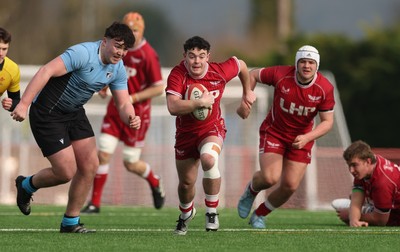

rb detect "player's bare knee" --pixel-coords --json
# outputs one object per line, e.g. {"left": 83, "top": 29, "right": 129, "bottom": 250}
{"left": 88, "top": 165, "right": 99, "bottom": 177}
{"left": 57, "top": 177, "right": 72, "bottom": 184}
{"left": 123, "top": 160, "right": 141, "bottom": 173}
{"left": 260, "top": 172, "right": 279, "bottom": 186}
{"left": 53, "top": 168, "right": 75, "bottom": 184}
{"left": 271, "top": 182, "right": 298, "bottom": 199}
{"left": 98, "top": 151, "right": 112, "bottom": 164}
{"left": 179, "top": 181, "right": 195, "bottom": 191}
{"left": 281, "top": 183, "right": 299, "bottom": 194}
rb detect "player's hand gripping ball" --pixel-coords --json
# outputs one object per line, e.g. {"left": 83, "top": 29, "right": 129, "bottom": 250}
{"left": 185, "top": 83, "right": 212, "bottom": 121}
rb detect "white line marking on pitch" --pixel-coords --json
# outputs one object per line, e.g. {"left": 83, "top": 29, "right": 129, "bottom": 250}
{"left": 1, "top": 228, "right": 399, "bottom": 233}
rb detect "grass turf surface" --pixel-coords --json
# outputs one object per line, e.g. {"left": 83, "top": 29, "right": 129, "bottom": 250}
{"left": 0, "top": 205, "right": 398, "bottom": 252}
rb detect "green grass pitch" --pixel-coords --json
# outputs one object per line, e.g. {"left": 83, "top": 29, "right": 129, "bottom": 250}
{"left": 0, "top": 205, "right": 398, "bottom": 252}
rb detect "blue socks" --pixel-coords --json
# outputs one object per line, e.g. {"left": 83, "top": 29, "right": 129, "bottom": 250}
{"left": 22, "top": 176, "right": 38, "bottom": 194}
{"left": 62, "top": 215, "right": 80, "bottom": 227}
{"left": 21, "top": 176, "right": 80, "bottom": 228}
{"left": 22, "top": 176, "right": 80, "bottom": 227}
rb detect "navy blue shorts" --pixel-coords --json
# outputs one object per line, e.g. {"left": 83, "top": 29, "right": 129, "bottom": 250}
{"left": 29, "top": 103, "right": 94, "bottom": 157}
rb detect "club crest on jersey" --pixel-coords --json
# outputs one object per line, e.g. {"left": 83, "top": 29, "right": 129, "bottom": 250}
{"left": 308, "top": 95, "right": 321, "bottom": 103}
{"left": 383, "top": 165, "right": 393, "bottom": 172}
{"left": 210, "top": 81, "right": 221, "bottom": 85}
{"left": 280, "top": 97, "right": 316, "bottom": 116}
{"left": 281, "top": 86, "right": 290, "bottom": 94}
{"left": 106, "top": 72, "right": 113, "bottom": 79}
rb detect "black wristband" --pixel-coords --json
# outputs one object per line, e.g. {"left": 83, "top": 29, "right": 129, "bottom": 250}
{"left": 9, "top": 98, "right": 20, "bottom": 112}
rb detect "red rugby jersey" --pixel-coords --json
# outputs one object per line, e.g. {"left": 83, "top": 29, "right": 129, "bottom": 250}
{"left": 166, "top": 57, "right": 240, "bottom": 133}
{"left": 258, "top": 65, "right": 335, "bottom": 137}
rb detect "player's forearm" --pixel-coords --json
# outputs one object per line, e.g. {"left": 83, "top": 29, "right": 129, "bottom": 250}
{"left": 349, "top": 207, "right": 362, "bottom": 226}
{"left": 167, "top": 98, "right": 205, "bottom": 116}
{"left": 118, "top": 102, "right": 136, "bottom": 125}
{"left": 304, "top": 120, "right": 333, "bottom": 142}
{"left": 131, "top": 84, "right": 164, "bottom": 103}
{"left": 360, "top": 212, "right": 389, "bottom": 226}
{"left": 238, "top": 60, "right": 252, "bottom": 94}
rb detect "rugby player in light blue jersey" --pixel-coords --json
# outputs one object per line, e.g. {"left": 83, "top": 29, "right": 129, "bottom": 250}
{"left": 10, "top": 22, "right": 141, "bottom": 233}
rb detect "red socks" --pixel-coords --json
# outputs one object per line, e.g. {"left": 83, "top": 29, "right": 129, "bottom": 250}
{"left": 91, "top": 174, "right": 108, "bottom": 207}
{"left": 146, "top": 170, "right": 159, "bottom": 188}
{"left": 255, "top": 202, "right": 272, "bottom": 216}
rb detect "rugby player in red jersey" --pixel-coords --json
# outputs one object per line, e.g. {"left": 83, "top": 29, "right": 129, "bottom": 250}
{"left": 166, "top": 36, "right": 255, "bottom": 235}
{"left": 237, "top": 45, "right": 335, "bottom": 228}
{"left": 333, "top": 140, "right": 400, "bottom": 227}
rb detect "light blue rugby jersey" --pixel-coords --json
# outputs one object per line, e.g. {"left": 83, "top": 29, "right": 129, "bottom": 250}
{"left": 33, "top": 40, "right": 128, "bottom": 113}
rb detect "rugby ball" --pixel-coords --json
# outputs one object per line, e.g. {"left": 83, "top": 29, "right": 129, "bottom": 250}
{"left": 331, "top": 198, "right": 374, "bottom": 213}
{"left": 185, "top": 83, "right": 212, "bottom": 121}
{"left": 331, "top": 198, "right": 350, "bottom": 210}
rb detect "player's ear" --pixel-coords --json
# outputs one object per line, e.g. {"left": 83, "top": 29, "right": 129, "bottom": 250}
{"left": 101, "top": 37, "right": 108, "bottom": 47}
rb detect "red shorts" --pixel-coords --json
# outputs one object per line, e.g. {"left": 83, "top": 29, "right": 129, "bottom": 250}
{"left": 101, "top": 102, "right": 150, "bottom": 147}
{"left": 175, "top": 119, "right": 226, "bottom": 160}
{"left": 259, "top": 123, "right": 314, "bottom": 164}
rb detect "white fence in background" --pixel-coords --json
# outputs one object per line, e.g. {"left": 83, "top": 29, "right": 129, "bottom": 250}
{"left": 0, "top": 66, "right": 351, "bottom": 210}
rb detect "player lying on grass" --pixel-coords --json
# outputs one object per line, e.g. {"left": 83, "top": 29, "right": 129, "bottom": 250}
{"left": 332, "top": 140, "right": 400, "bottom": 227}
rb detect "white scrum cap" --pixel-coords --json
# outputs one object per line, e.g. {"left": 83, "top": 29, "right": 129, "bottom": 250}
{"left": 295, "top": 45, "right": 320, "bottom": 71}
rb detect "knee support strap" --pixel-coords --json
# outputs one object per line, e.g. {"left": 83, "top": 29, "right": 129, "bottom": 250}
{"left": 122, "top": 146, "right": 142, "bottom": 163}
{"left": 200, "top": 142, "right": 221, "bottom": 179}
{"left": 98, "top": 133, "right": 119, "bottom": 154}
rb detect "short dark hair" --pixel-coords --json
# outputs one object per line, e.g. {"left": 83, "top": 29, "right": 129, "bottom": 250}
{"left": 343, "top": 140, "right": 376, "bottom": 164}
{"left": 104, "top": 22, "right": 135, "bottom": 49}
{"left": 0, "top": 27, "right": 12, "bottom": 44}
{"left": 183, "top": 36, "right": 210, "bottom": 53}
